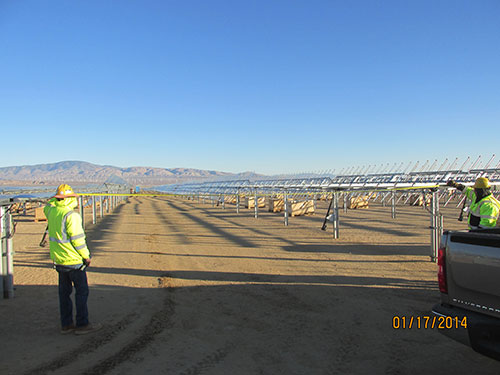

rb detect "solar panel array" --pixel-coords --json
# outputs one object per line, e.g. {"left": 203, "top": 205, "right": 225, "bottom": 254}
{"left": 160, "top": 155, "right": 500, "bottom": 196}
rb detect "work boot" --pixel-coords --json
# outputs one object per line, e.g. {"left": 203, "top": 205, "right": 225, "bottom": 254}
{"left": 74, "top": 322, "right": 103, "bottom": 335}
{"left": 61, "top": 324, "right": 76, "bottom": 334}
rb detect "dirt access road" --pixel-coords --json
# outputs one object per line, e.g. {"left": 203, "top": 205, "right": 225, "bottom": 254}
{"left": 2, "top": 196, "right": 500, "bottom": 374}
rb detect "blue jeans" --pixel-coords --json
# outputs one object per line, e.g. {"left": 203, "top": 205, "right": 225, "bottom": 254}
{"left": 57, "top": 268, "right": 89, "bottom": 327}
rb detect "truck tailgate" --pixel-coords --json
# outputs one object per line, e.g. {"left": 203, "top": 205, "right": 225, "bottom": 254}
{"left": 448, "top": 232, "right": 500, "bottom": 317}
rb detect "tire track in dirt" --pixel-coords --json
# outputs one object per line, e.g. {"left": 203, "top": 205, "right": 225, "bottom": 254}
{"left": 177, "top": 345, "right": 231, "bottom": 375}
{"left": 23, "top": 314, "right": 137, "bottom": 375}
{"left": 72, "top": 198, "right": 177, "bottom": 375}
{"left": 26, "top": 197, "right": 179, "bottom": 375}
{"left": 80, "top": 293, "right": 176, "bottom": 375}
{"left": 74, "top": 199, "right": 189, "bottom": 375}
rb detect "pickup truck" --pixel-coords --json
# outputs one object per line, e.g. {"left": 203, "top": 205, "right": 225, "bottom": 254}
{"left": 432, "top": 227, "right": 500, "bottom": 360}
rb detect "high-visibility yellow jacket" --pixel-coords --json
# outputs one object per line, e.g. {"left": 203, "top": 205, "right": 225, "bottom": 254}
{"left": 44, "top": 197, "right": 90, "bottom": 265}
{"left": 463, "top": 187, "right": 500, "bottom": 229}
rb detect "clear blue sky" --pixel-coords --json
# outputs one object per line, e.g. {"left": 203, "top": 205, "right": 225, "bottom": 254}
{"left": 1, "top": 1, "right": 499, "bottom": 174}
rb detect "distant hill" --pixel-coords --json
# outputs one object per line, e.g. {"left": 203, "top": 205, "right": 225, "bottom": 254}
{"left": 0, "top": 161, "right": 262, "bottom": 186}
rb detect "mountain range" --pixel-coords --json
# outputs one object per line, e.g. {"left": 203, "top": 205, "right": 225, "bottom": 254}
{"left": 0, "top": 161, "right": 260, "bottom": 186}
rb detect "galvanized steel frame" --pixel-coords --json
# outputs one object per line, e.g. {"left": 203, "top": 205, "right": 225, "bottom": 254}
{"left": 162, "top": 155, "right": 500, "bottom": 262}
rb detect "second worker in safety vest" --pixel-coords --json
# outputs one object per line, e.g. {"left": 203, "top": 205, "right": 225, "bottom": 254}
{"left": 447, "top": 177, "right": 500, "bottom": 229}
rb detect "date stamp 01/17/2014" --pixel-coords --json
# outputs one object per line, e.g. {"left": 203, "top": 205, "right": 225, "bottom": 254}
{"left": 392, "top": 316, "right": 467, "bottom": 330}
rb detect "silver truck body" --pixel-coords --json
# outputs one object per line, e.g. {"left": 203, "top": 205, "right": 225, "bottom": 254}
{"left": 433, "top": 228, "right": 500, "bottom": 360}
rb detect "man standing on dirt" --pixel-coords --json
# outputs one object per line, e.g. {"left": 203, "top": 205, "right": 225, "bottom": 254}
{"left": 44, "top": 184, "right": 102, "bottom": 335}
{"left": 447, "top": 177, "right": 500, "bottom": 229}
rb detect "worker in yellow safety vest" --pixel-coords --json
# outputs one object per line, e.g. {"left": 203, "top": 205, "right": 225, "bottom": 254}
{"left": 447, "top": 177, "right": 500, "bottom": 229}
{"left": 44, "top": 184, "right": 102, "bottom": 335}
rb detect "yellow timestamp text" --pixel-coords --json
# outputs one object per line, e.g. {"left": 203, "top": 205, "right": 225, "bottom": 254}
{"left": 392, "top": 315, "right": 467, "bottom": 329}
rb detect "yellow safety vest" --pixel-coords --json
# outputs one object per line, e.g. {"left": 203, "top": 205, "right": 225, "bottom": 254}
{"left": 44, "top": 197, "right": 90, "bottom": 265}
{"left": 463, "top": 188, "right": 500, "bottom": 229}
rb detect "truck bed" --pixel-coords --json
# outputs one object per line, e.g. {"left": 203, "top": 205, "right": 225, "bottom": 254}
{"left": 433, "top": 227, "right": 500, "bottom": 361}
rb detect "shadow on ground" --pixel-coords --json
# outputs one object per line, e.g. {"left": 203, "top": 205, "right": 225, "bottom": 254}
{"left": 3, "top": 278, "right": 498, "bottom": 375}
{"left": 282, "top": 243, "right": 431, "bottom": 257}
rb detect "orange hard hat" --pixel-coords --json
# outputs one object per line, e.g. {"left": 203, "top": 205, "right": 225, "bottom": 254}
{"left": 54, "top": 184, "right": 77, "bottom": 198}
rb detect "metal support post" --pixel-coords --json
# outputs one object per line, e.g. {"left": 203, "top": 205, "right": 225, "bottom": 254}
{"left": 381, "top": 192, "right": 388, "bottom": 207}
{"left": 391, "top": 190, "right": 396, "bottom": 219}
{"left": 254, "top": 190, "right": 258, "bottom": 218}
{"left": 332, "top": 192, "right": 340, "bottom": 239}
{"left": 236, "top": 190, "right": 240, "bottom": 214}
{"left": 430, "top": 189, "right": 443, "bottom": 262}
{"left": 79, "top": 196, "right": 85, "bottom": 228}
{"left": 1, "top": 205, "right": 14, "bottom": 298}
{"left": 284, "top": 190, "right": 289, "bottom": 226}
{"left": 0, "top": 208, "right": 3, "bottom": 298}
{"left": 92, "top": 197, "right": 96, "bottom": 224}
{"left": 343, "top": 193, "right": 348, "bottom": 213}
{"left": 100, "top": 196, "right": 103, "bottom": 218}
{"left": 222, "top": 194, "right": 225, "bottom": 209}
